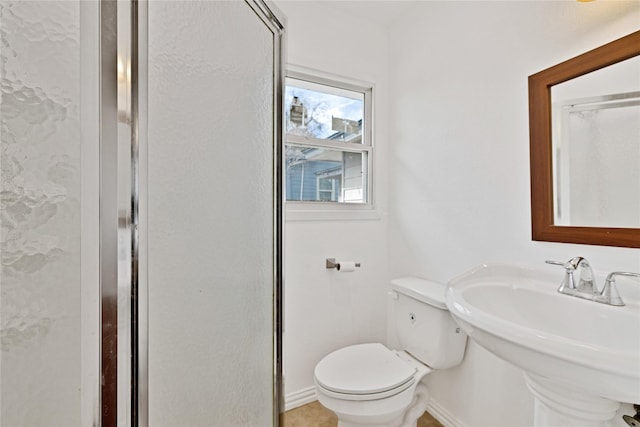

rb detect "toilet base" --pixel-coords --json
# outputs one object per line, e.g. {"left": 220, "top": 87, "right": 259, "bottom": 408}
{"left": 337, "top": 421, "right": 415, "bottom": 427}
{"left": 316, "top": 350, "right": 433, "bottom": 427}
{"left": 337, "top": 419, "right": 419, "bottom": 427}
{"left": 338, "top": 420, "right": 404, "bottom": 427}
{"left": 324, "top": 382, "right": 430, "bottom": 427}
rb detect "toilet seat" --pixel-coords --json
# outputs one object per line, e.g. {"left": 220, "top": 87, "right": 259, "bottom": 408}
{"left": 314, "top": 343, "right": 416, "bottom": 401}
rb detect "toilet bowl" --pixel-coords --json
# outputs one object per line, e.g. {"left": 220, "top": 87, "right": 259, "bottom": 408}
{"left": 315, "top": 343, "right": 432, "bottom": 427}
{"left": 313, "top": 278, "right": 467, "bottom": 427}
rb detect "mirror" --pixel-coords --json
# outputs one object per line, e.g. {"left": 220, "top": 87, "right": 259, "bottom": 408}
{"left": 529, "top": 30, "right": 640, "bottom": 248}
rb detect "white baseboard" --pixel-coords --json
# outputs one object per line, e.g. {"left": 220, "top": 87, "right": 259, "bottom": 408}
{"left": 426, "top": 398, "right": 466, "bottom": 427}
{"left": 284, "top": 387, "right": 465, "bottom": 427}
{"left": 284, "top": 386, "right": 317, "bottom": 412}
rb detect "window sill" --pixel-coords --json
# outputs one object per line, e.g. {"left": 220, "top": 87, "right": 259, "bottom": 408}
{"left": 285, "top": 203, "right": 381, "bottom": 222}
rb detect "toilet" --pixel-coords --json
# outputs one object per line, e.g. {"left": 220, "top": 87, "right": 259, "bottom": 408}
{"left": 313, "top": 277, "right": 468, "bottom": 427}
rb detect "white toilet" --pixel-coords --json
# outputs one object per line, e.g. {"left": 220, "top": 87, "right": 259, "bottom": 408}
{"left": 314, "top": 277, "right": 468, "bottom": 427}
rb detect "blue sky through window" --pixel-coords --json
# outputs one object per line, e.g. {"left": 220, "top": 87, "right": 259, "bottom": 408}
{"left": 285, "top": 80, "right": 364, "bottom": 139}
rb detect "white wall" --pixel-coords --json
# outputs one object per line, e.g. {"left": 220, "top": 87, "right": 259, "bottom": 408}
{"left": 275, "top": 0, "right": 391, "bottom": 405}
{"left": 277, "top": 0, "right": 640, "bottom": 423}
{"left": 388, "top": 2, "right": 640, "bottom": 426}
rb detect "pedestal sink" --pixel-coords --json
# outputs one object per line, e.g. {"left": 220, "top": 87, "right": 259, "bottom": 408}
{"left": 445, "top": 264, "right": 640, "bottom": 427}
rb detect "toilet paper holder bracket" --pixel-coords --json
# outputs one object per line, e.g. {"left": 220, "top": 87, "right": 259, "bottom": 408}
{"left": 326, "top": 258, "right": 361, "bottom": 270}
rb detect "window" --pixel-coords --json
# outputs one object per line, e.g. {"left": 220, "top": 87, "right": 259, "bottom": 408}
{"left": 317, "top": 172, "right": 341, "bottom": 202}
{"left": 285, "top": 71, "right": 372, "bottom": 206}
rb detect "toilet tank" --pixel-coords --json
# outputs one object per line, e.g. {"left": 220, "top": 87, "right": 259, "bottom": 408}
{"left": 390, "top": 277, "right": 467, "bottom": 369}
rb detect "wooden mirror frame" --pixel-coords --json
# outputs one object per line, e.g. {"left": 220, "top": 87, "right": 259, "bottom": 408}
{"left": 529, "top": 30, "right": 640, "bottom": 249}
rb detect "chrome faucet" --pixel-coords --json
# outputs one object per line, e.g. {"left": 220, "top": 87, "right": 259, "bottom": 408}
{"left": 594, "top": 272, "right": 640, "bottom": 306}
{"left": 546, "top": 256, "right": 596, "bottom": 297}
{"left": 546, "top": 257, "right": 640, "bottom": 306}
{"left": 575, "top": 259, "right": 597, "bottom": 294}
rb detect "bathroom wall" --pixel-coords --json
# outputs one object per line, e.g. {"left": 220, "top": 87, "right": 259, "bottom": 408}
{"left": 277, "top": 0, "right": 640, "bottom": 422}
{"left": 387, "top": 2, "right": 640, "bottom": 426}
{"left": 274, "top": 1, "right": 391, "bottom": 408}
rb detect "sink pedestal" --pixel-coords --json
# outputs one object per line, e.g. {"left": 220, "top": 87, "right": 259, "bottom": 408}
{"left": 524, "top": 373, "right": 620, "bottom": 427}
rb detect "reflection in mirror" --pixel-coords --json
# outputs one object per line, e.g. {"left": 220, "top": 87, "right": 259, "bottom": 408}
{"left": 551, "top": 56, "right": 640, "bottom": 228}
{"left": 529, "top": 30, "right": 640, "bottom": 248}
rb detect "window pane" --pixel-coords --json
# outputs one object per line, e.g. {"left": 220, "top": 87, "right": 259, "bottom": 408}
{"left": 319, "top": 178, "right": 333, "bottom": 191}
{"left": 286, "top": 145, "right": 366, "bottom": 203}
{"left": 285, "top": 78, "right": 364, "bottom": 143}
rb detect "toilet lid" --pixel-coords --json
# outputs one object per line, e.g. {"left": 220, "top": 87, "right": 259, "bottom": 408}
{"left": 314, "top": 343, "right": 416, "bottom": 395}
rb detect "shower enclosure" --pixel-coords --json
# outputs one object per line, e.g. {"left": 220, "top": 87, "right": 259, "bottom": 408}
{"left": 0, "top": 1, "right": 284, "bottom": 425}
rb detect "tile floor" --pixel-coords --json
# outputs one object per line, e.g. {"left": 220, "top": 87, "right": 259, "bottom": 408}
{"left": 282, "top": 400, "right": 443, "bottom": 427}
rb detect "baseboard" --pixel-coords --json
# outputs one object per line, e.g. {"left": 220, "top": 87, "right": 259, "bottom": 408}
{"left": 426, "top": 398, "right": 466, "bottom": 427}
{"left": 284, "top": 386, "right": 317, "bottom": 412}
{"left": 284, "top": 387, "right": 464, "bottom": 427}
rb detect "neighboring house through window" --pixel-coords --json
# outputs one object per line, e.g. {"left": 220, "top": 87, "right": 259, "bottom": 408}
{"left": 285, "top": 71, "right": 372, "bottom": 206}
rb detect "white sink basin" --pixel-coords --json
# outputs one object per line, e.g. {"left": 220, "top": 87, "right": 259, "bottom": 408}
{"left": 445, "top": 264, "right": 640, "bottom": 406}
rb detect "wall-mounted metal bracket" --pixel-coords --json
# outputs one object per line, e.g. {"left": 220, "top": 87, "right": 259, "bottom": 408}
{"left": 325, "top": 258, "right": 361, "bottom": 270}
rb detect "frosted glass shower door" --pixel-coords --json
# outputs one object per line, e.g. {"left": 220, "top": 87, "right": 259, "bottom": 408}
{"left": 0, "top": 1, "right": 100, "bottom": 425}
{"left": 145, "top": 1, "right": 282, "bottom": 425}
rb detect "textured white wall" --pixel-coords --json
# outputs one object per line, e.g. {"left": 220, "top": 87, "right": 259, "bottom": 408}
{"left": 275, "top": 0, "right": 391, "bottom": 402}
{"left": 388, "top": 2, "right": 640, "bottom": 426}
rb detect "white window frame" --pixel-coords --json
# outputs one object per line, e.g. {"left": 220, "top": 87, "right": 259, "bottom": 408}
{"left": 285, "top": 66, "right": 377, "bottom": 221}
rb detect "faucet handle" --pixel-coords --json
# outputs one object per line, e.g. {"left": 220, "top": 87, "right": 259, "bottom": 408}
{"left": 545, "top": 259, "right": 575, "bottom": 271}
{"left": 598, "top": 272, "right": 640, "bottom": 307}
{"left": 545, "top": 256, "right": 584, "bottom": 271}
{"left": 545, "top": 259, "right": 578, "bottom": 292}
{"left": 606, "top": 271, "right": 640, "bottom": 281}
